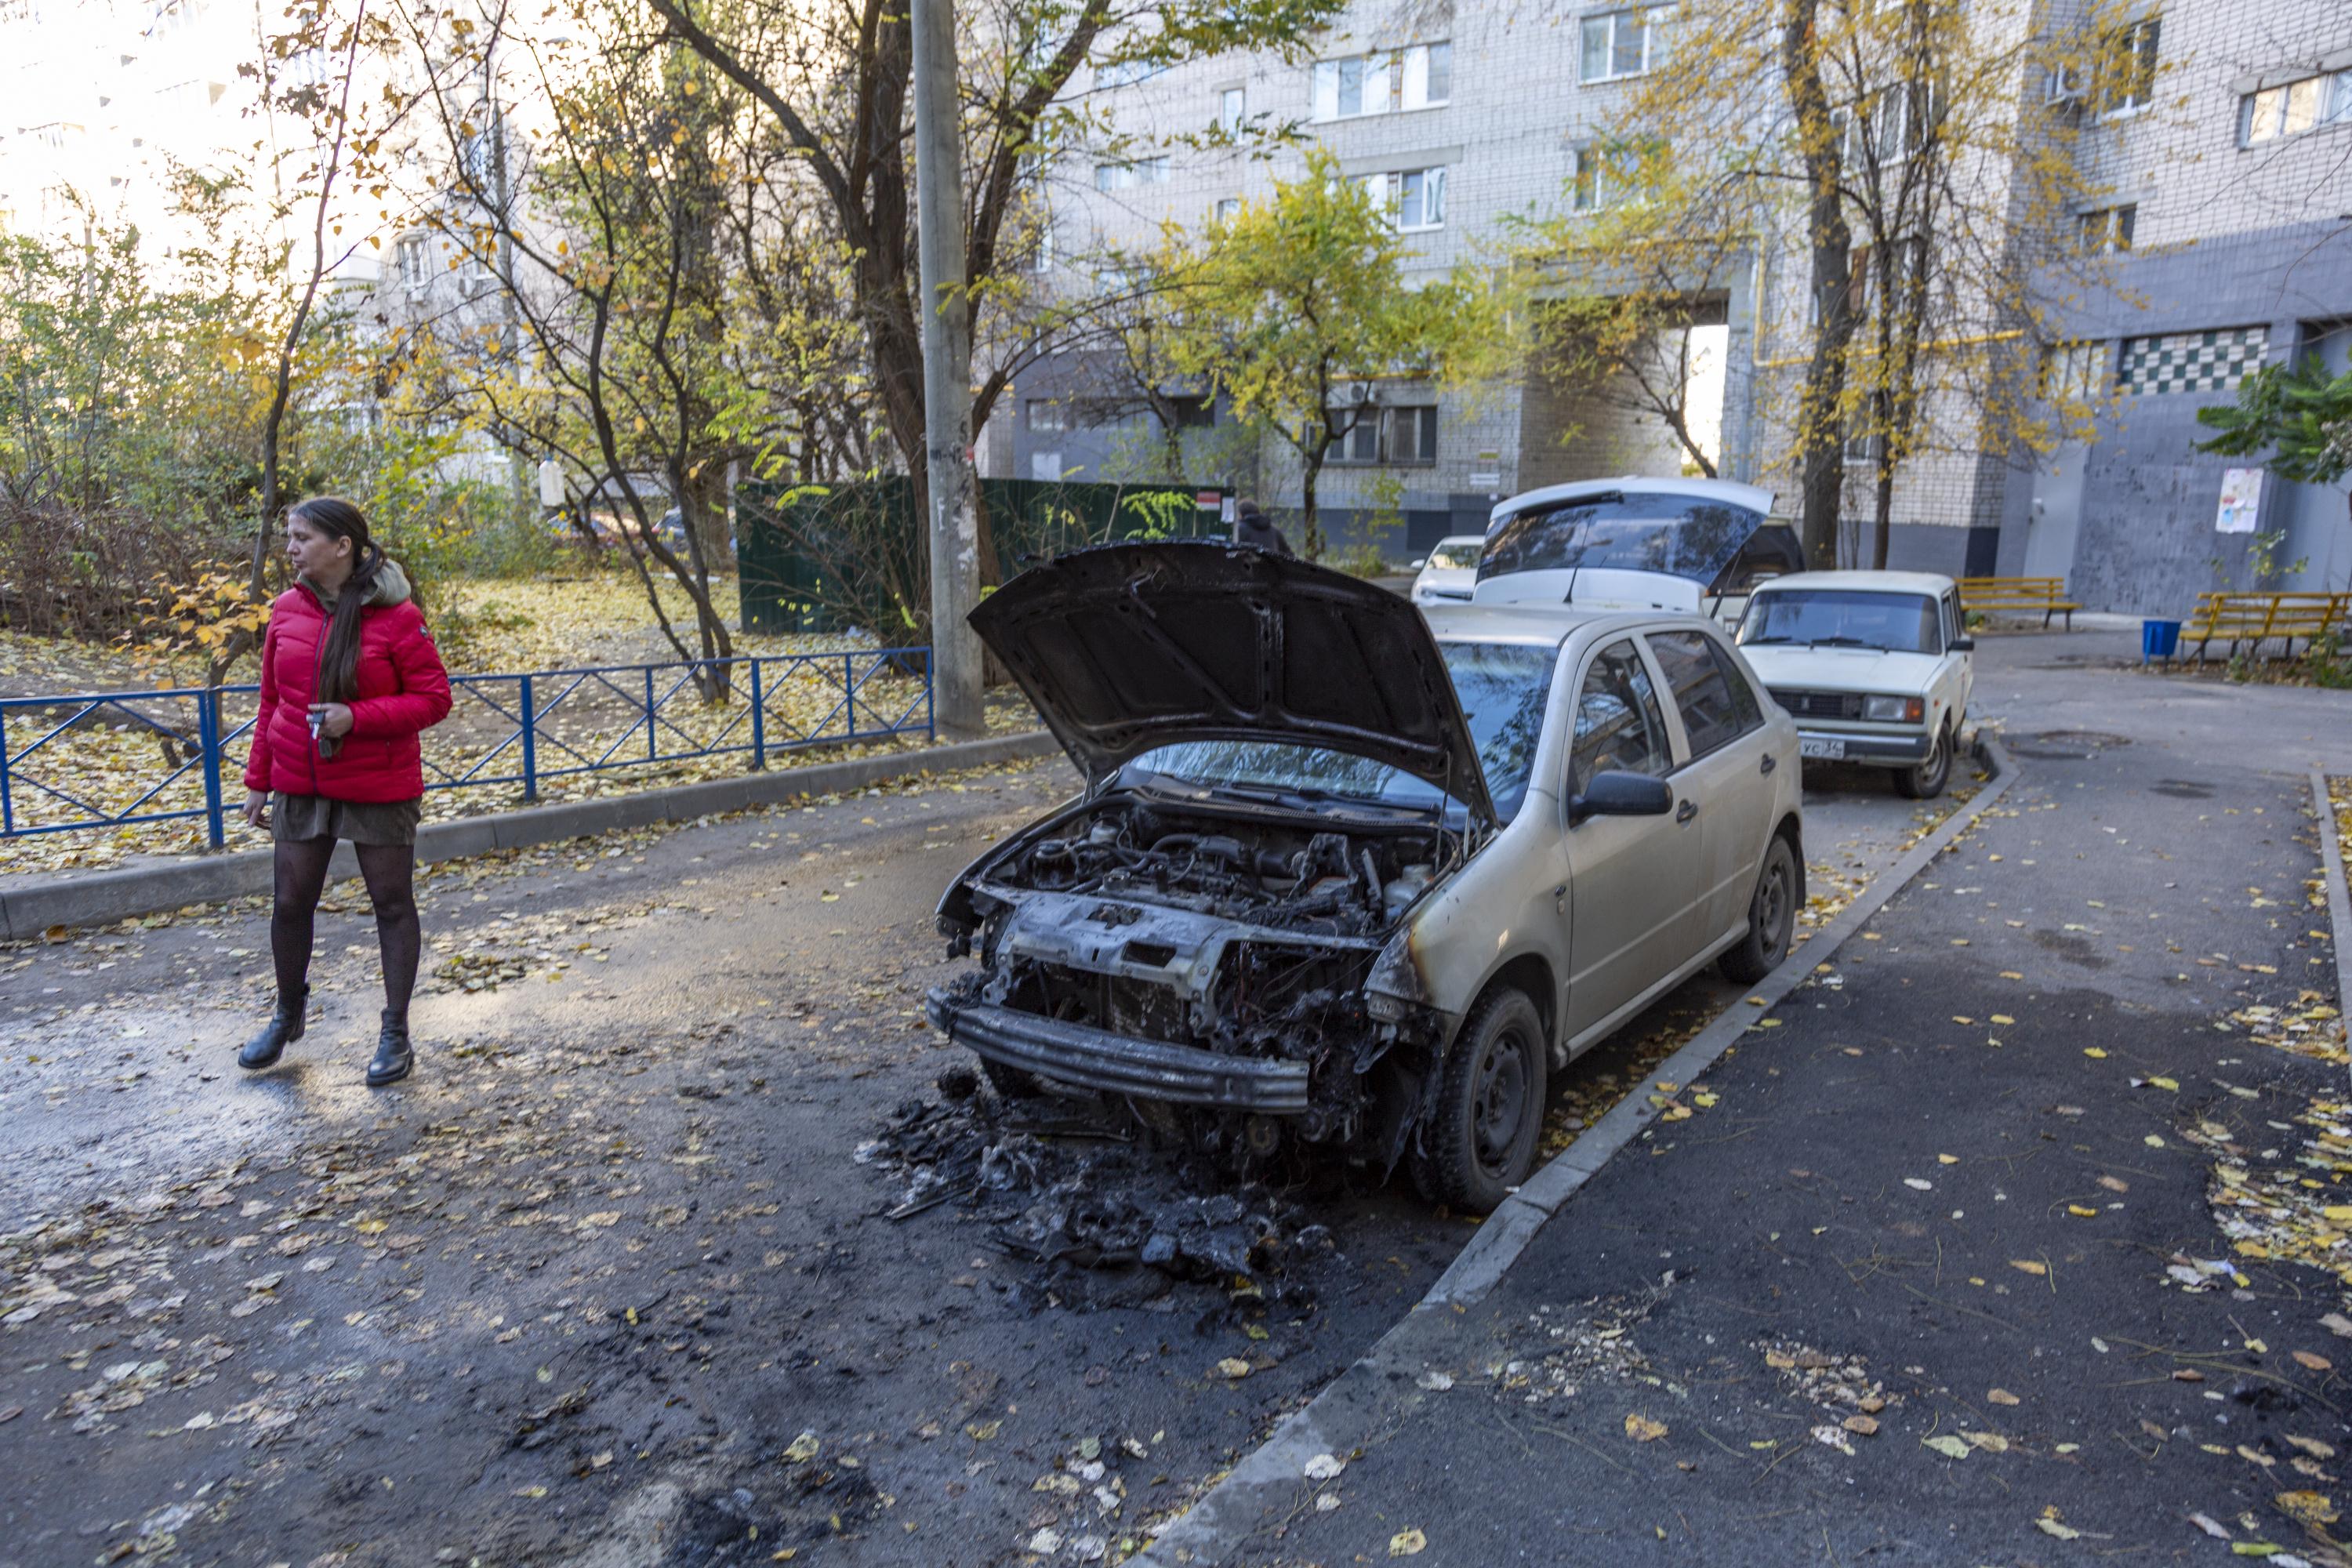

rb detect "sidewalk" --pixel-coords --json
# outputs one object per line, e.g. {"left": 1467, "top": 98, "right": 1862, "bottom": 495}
{"left": 1151, "top": 638, "right": 2352, "bottom": 1566}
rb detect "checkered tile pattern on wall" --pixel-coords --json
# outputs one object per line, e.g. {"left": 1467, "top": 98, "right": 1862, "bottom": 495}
{"left": 2116, "top": 327, "right": 2270, "bottom": 396}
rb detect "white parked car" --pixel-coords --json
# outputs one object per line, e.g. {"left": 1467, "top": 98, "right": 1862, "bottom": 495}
{"left": 927, "top": 542, "right": 1803, "bottom": 1210}
{"left": 1408, "top": 535, "right": 1486, "bottom": 606}
{"left": 1732, "top": 570, "right": 1974, "bottom": 798}
{"left": 1472, "top": 477, "right": 1807, "bottom": 623}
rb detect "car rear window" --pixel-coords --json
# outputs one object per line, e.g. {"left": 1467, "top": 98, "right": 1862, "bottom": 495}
{"left": 1428, "top": 542, "right": 1483, "bottom": 569}
{"left": 1480, "top": 497, "right": 1762, "bottom": 584}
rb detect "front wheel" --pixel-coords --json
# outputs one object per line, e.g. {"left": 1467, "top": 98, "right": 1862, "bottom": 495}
{"left": 1719, "top": 833, "right": 1798, "bottom": 984}
{"left": 1893, "top": 723, "right": 1952, "bottom": 799}
{"left": 1415, "top": 988, "right": 1548, "bottom": 1213}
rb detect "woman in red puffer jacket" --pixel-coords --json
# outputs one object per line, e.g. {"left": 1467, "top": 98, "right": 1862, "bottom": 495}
{"left": 238, "top": 497, "right": 452, "bottom": 1087}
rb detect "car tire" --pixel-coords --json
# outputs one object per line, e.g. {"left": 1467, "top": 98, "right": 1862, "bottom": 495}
{"left": 981, "top": 1058, "right": 1045, "bottom": 1101}
{"left": 1719, "top": 833, "right": 1798, "bottom": 984}
{"left": 1894, "top": 721, "right": 1952, "bottom": 800}
{"left": 1416, "top": 988, "right": 1548, "bottom": 1214}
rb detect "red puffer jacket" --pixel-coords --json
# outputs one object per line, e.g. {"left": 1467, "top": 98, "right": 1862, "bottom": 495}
{"left": 243, "top": 565, "right": 452, "bottom": 803}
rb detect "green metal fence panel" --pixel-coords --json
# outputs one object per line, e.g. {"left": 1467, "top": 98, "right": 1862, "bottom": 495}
{"left": 738, "top": 477, "right": 1223, "bottom": 637}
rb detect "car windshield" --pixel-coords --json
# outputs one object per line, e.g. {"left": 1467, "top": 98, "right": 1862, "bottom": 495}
{"left": 1427, "top": 542, "right": 1483, "bottom": 570}
{"left": 1130, "top": 641, "right": 1558, "bottom": 822}
{"left": 1737, "top": 590, "right": 1942, "bottom": 654}
{"left": 1480, "top": 497, "right": 1762, "bottom": 584}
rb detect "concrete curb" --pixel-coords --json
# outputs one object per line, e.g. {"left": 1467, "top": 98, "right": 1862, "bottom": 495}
{"left": 2311, "top": 768, "right": 2352, "bottom": 1078}
{"left": 1137, "top": 735, "right": 2020, "bottom": 1567}
{"left": 0, "top": 731, "right": 1063, "bottom": 941}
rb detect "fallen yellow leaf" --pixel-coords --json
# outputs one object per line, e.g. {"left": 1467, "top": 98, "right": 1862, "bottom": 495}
{"left": 2083, "top": 1047, "right": 2107, "bottom": 1058}
{"left": 1388, "top": 1527, "right": 1428, "bottom": 1556}
{"left": 2009, "top": 1259, "right": 2047, "bottom": 1276}
{"left": 1624, "top": 1413, "right": 1668, "bottom": 1443}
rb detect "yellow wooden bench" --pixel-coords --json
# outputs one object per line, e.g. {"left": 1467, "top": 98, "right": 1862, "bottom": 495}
{"left": 2180, "top": 590, "right": 2352, "bottom": 663}
{"left": 1959, "top": 576, "right": 2081, "bottom": 630}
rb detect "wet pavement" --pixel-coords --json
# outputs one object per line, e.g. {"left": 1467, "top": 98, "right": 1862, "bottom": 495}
{"left": 0, "top": 704, "right": 1980, "bottom": 1566}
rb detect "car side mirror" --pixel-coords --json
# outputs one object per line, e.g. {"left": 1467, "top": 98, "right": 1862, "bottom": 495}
{"left": 1949, "top": 636, "right": 1975, "bottom": 652}
{"left": 1409, "top": 557, "right": 1427, "bottom": 570}
{"left": 1569, "top": 771, "right": 1674, "bottom": 826}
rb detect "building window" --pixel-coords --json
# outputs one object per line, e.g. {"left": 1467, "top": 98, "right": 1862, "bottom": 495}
{"left": 2074, "top": 203, "right": 2136, "bottom": 253}
{"left": 1579, "top": 8, "right": 1671, "bottom": 84}
{"left": 1030, "top": 222, "right": 1054, "bottom": 273}
{"left": 1311, "top": 42, "right": 1450, "bottom": 122}
{"left": 2097, "top": 16, "right": 2160, "bottom": 115}
{"left": 1168, "top": 394, "right": 1215, "bottom": 428}
{"left": 2040, "top": 340, "right": 2109, "bottom": 402}
{"left": 1385, "top": 405, "right": 1437, "bottom": 464}
{"left": 1219, "top": 85, "right": 1245, "bottom": 132}
{"left": 2241, "top": 70, "right": 2352, "bottom": 146}
{"left": 1325, "top": 405, "right": 1438, "bottom": 464}
{"left": 2115, "top": 326, "right": 2266, "bottom": 396}
{"left": 1397, "top": 168, "right": 1446, "bottom": 230}
{"left": 394, "top": 234, "right": 429, "bottom": 289}
{"left": 1097, "top": 59, "right": 1167, "bottom": 90}
{"left": 1026, "top": 400, "right": 1066, "bottom": 432}
{"left": 1094, "top": 158, "right": 1171, "bottom": 191}
{"left": 1214, "top": 197, "right": 1241, "bottom": 223}
{"left": 1569, "top": 140, "right": 1661, "bottom": 212}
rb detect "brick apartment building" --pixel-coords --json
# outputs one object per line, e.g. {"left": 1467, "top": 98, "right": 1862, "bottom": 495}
{"left": 1007, "top": 0, "right": 2352, "bottom": 609}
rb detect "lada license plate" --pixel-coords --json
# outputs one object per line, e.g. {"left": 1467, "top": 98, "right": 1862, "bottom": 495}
{"left": 1800, "top": 736, "right": 1846, "bottom": 760}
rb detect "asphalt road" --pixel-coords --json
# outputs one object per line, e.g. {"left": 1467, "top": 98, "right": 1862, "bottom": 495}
{"left": 1203, "top": 628, "right": 2352, "bottom": 1566}
{"left": 0, "top": 671, "right": 1986, "bottom": 1566}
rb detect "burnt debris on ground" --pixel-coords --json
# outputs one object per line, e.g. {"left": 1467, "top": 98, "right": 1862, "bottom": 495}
{"left": 855, "top": 1069, "right": 1338, "bottom": 1309}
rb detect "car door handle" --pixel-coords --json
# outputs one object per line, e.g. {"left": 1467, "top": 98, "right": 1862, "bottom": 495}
{"left": 1675, "top": 798, "right": 1699, "bottom": 824}
{"left": 1759, "top": 753, "right": 1777, "bottom": 776}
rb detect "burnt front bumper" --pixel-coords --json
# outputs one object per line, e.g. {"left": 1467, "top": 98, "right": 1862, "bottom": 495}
{"left": 924, "top": 988, "right": 1309, "bottom": 1113}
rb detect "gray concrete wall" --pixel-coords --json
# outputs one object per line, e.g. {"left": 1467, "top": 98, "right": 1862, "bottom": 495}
{"left": 2003, "top": 220, "right": 2352, "bottom": 613}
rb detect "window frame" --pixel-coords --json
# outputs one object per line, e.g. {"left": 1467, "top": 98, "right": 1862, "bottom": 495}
{"left": 2096, "top": 15, "right": 2161, "bottom": 118}
{"left": 1396, "top": 165, "right": 1447, "bottom": 230}
{"left": 2241, "top": 69, "right": 2351, "bottom": 147}
{"left": 1578, "top": 6, "right": 1673, "bottom": 85}
{"left": 1311, "top": 42, "right": 1450, "bottom": 122}
{"left": 1567, "top": 637, "right": 1677, "bottom": 797}
{"left": 1025, "top": 399, "right": 1066, "bottom": 433}
{"left": 1218, "top": 85, "right": 1246, "bottom": 132}
{"left": 1643, "top": 627, "right": 1762, "bottom": 767}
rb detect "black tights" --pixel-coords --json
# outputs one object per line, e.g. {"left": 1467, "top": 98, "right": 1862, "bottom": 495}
{"left": 270, "top": 837, "right": 420, "bottom": 1025}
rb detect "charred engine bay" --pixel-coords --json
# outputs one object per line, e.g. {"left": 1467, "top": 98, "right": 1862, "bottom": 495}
{"left": 982, "top": 795, "right": 1448, "bottom": 938}
{"left": 941, "top": 794, "right": 1458, "bottom": 1157}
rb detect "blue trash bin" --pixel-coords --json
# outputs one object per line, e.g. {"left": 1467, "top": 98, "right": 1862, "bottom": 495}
{"left": 2141, "top": 618, "right": 2182, "bottom": 662}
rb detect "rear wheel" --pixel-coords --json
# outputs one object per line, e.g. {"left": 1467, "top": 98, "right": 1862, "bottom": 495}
{"left": 1719, "top": 833, "right": 1798, "bottom": 984}
{"left": 1416, "top": 988, "right": 1547, "bottom": 1214}
{"left": 1894, "top": 722, "right": 1952, "bottom": 799}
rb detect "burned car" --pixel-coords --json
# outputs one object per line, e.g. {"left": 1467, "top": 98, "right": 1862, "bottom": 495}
{"left": 927, "top": 543, "right": 1802, "bottom": 1210}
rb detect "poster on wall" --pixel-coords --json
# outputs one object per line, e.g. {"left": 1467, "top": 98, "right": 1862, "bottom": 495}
{"left": 2215, "top": 467, "right": 2263, "bottom": 534}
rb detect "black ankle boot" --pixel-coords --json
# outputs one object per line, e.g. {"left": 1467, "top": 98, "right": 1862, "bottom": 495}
{"left": 238, "top": 985, "right": 307, "bottom": 1070}
{"left": 367, "top": 1010, "right": 413, "bottom": 1087}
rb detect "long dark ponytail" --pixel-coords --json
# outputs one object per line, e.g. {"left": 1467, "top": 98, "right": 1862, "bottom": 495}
{"left": 289, "top": 497, "right": 384, "bottom": 705}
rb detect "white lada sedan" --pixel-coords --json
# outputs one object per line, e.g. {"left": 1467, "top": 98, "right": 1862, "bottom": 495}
{"left": 1733, "top": 570, "right": 1974, "bottom": 798}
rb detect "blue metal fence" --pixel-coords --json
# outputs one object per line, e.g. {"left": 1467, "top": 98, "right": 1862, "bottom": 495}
{"left": 0, "top": 647, "right": 933, "bottom": 849}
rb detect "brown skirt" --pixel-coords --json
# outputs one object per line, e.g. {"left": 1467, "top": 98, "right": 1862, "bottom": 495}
{"left": 270, "top": 792, "right": 422, "bottom": 847}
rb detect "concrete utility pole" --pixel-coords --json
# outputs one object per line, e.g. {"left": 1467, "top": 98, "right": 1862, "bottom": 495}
{"left": 909, "top": 0, "right": 985, "bottom": 739}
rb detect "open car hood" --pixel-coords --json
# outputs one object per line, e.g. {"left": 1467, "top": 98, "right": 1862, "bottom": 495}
{"left": 968, "top": 542, "right": 1497, "bottom": 824}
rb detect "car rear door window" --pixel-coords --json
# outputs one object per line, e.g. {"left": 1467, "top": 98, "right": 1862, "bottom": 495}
{"left": 1648, "top": 629, "right": 1759, "bottom": 761}
{"left": 1570, "top": 638, "right": 1672, "bottom": 793}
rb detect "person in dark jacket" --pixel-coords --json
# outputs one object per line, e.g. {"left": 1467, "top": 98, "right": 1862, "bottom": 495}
{"left": 1232, "top": 498, "right": 1293, "bottom": 557}
{"left": 238, "top": 498, "right": 452, "bottom": 1086}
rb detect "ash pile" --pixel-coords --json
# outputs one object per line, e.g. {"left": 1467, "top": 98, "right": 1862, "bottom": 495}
{"left": 855, "top": 1067, "right": 1335, "bottom": 1308}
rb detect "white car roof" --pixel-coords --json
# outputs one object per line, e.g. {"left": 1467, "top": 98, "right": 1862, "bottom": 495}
{"left": 1421, "top": 601, "right": 1707, "bottom": 648}
{"left": 1430, "top": 534, "right": 1487, "bottom": 549}
{"left": 1751, "top": 569, "right": 1955, "bottom": 595}
{"left": 1489, "top": 475, "right": 1778, "bottom": 524}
